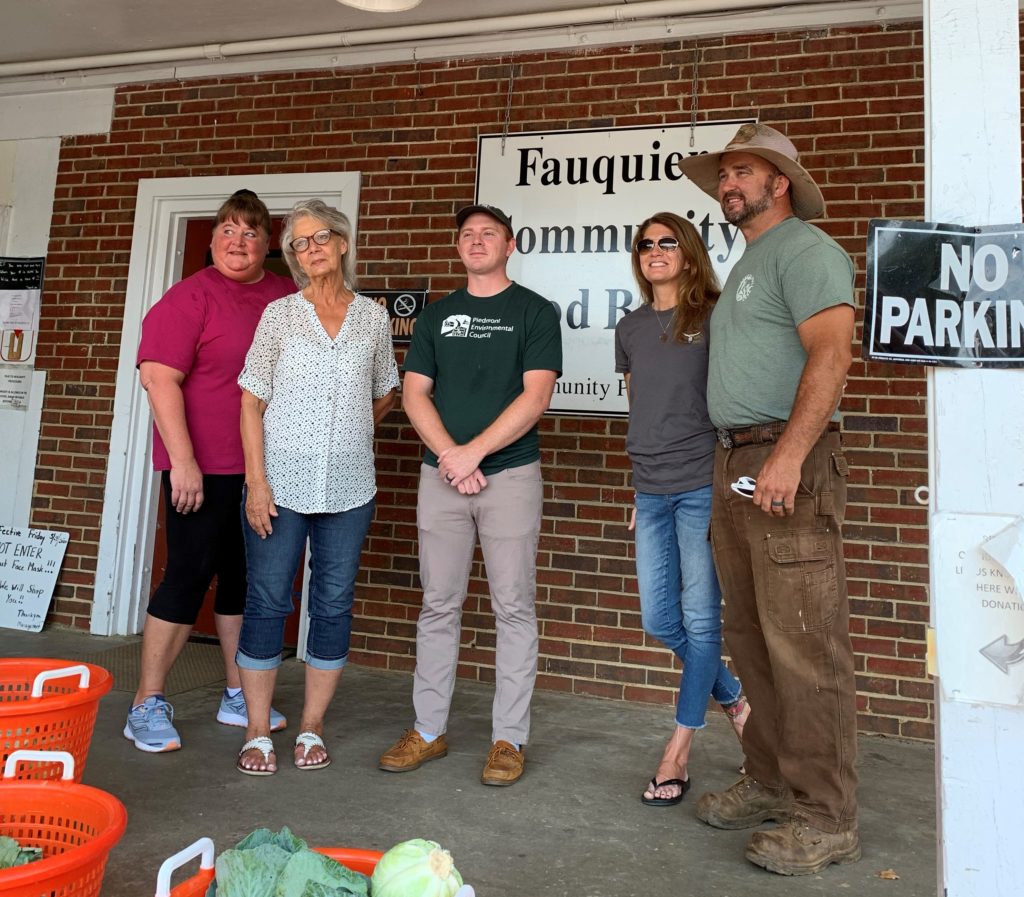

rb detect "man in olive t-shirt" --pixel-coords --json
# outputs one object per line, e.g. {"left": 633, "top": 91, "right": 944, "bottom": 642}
{"left": 678, "top": 124, "right": 859, "bottom": 876}
{"left": 378, "top": 204, "right": 561, "bottom": 787}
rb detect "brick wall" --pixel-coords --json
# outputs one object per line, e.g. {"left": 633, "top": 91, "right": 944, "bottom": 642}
{"left": 34, "top": 20, "right": 935, "bottom": 739}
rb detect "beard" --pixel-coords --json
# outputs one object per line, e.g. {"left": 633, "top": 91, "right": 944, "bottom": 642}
{"left": 721, "top": 182, "right": 774, "bottom": 226}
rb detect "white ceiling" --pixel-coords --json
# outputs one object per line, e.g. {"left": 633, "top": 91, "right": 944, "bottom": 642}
{"left": 1, "top": 0, "right": 922, "bottom": 88}
{"left": 6, "top": 0, "right": 655, "bottom": 65}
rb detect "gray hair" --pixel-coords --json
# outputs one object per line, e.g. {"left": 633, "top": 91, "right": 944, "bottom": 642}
{"left": 280, "top": 199, "right": 357, "bottom": 289}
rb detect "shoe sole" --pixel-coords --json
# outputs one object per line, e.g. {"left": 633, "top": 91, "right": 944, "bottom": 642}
{"left": 217, "top": 712, "right": 287, "bottom": 732}
{"left": 745, "top": 843, "right": 862, "bottom": 875}
{"left": 123, "top": 723, "right": 181, "bottom": 753}
{"left": 378, "top": 748, "right": 448, "bottom": 773}
{"left": 236, "top": 762, "right": 276, "bottom": 776}
{"left": 481, "top": 773, "right": 522, "bottom": 787}
{"left": 696, "top": 806, "right": 790, "bottom": 830}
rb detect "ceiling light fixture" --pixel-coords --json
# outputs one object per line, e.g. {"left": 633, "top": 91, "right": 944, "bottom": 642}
{"left": 336, "top": 0, "right": 423, "bottom": 11}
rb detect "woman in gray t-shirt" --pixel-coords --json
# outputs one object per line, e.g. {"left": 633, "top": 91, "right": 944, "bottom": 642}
{"left": 614, "top": 212, "right": 748, "bottom": 807}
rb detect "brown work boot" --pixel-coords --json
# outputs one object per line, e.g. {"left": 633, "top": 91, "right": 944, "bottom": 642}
{"left": 745, "top": 818, "right": 861, "bottom": 875}
{"left": 695, "top": 775, "right": 792, "bottom": 830}
{"left": 481, "top": 740, "right": 524, "bottom": 786}
{"left": 378, "top": 729, "right": 448, "bottom": 772}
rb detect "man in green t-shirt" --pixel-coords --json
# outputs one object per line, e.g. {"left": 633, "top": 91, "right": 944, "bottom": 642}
{"left": 678, "top": 124, "right": 859, "bottom": 875}
{"left": 379, "top": 204, "right": 562, "bottom": 787}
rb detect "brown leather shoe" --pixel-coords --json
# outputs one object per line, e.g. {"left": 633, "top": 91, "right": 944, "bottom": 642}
{"left": 378, "top": 729, "right": 448, "bottom": 772}
{"left": 745, "top": 818, "right": 861, "bottom": 875}
{"left": 695, "top": 775, "right": 792, "bottom": 830}
{"left": 481, "top": 740, "right": 524, "bottom": 786}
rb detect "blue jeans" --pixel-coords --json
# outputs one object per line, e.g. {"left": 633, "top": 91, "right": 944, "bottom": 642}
{"left": 237, "top": 497, "right": 374, "bottom": 672}
{"left": 634, "top": 485, "right": 741, "bottom": 728}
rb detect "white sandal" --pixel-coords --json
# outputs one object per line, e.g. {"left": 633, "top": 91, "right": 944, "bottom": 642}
{"left": 237, "top": 736, "right": 276, "bottom": 776}
{"left": 294, "top": 730, "right": 331, "bottom": 771}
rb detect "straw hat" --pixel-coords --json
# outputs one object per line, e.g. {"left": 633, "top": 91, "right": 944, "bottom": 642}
{"left": 677, "top": 123, "right": 825, "bottom": 221}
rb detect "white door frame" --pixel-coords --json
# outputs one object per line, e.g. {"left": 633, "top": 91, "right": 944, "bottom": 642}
{"left": 91, "top": 172, "right": 361, "bottom": 636}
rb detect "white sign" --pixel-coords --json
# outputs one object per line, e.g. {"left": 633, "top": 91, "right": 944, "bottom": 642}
{"left": 476, "top": 120, "right": 751, "bottom": 415}
{"left": 933, "top": 513, "right": 1024, "bottom": 706}
{"left": 0, "top": 365, "right": 31, "bottom": 410}
{"left": 0, "top": 525, "right": 69, "bottom": 632}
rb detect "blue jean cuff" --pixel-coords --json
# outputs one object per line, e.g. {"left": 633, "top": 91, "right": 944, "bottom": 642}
{"left": 304, "top": 653, "right": 348, "bottom": 672}
{"left": 235, "top": 649, "right": 283, "bottom": 671}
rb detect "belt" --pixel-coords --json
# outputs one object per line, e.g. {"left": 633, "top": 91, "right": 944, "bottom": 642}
{"left": 716, "top": 420, "right": 840, "bottom": 449}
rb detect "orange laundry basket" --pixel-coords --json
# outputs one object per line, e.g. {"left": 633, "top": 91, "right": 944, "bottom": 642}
{"left": 0, "top": 659, "right": 113, "bottom": 782}
{"left": 158, "top": 839, "right": 382, "bottom": 897}
{"left": 0, "top": 750, "right": 127, "bottom": 897}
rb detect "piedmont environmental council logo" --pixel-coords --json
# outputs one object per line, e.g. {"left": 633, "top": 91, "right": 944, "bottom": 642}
{"left": 441, "top": 314, "right": 471, "bottom": 337}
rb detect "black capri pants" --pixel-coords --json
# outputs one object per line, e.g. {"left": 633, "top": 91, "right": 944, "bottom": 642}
{"left": 146, "top": 472, "right": 247, "bottom": 624}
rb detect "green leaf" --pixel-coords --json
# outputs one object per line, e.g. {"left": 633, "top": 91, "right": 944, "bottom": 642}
{"left": 275, "top": 850, "right": 370, "bottom": 897}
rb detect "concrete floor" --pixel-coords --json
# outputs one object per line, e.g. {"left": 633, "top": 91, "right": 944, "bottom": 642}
{"left": 3, "top": 626, "right": 938, "bottom": 897}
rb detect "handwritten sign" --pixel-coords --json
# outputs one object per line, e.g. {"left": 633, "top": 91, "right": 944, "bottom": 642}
{"left": 0, "top": 525, "right": 68, "bottom": 632}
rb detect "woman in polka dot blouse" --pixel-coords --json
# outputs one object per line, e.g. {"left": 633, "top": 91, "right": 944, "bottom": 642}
{"left": 233, "top": 199, "right": 400, "bottom": 776}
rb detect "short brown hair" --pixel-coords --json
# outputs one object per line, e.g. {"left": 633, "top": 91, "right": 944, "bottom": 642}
{"left": 215, "top": 189, "right": 271, "bottom": 236}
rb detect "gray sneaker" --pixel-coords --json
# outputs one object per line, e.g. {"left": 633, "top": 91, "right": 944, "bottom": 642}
{"left": 695, "top": 774, "right": 793, "bottom": 830}
{"left": 123, "top": 695, "right": 181, "bottom": 753}
{"left": 216, "top": 689, "right": 287, "bottom": 731}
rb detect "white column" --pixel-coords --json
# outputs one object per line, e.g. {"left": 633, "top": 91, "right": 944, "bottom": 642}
{"left": 925, "top": 2, "right": 1024, "bottom": 895}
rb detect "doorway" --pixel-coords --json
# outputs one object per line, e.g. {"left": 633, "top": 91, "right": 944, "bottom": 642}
{"left": 146, "top": 215, "right": 301, "bottom": 646}
{"left": 92, "top": 172, "right": 362, "bottom": 640}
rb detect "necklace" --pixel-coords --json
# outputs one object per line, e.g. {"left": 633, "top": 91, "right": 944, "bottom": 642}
{"left": 653, "top": 307, "right": 703, "bottom": 344}
{"left": 654, "top": 307, "right": 673, "bottom": 342}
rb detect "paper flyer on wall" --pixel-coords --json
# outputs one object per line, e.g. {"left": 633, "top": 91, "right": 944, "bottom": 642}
{"left": 0, "top": 256, "right": 45, "bottom": 366}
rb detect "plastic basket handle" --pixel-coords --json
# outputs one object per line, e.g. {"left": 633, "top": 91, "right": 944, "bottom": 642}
{"left": 3, "top": 749, "right": 76, "bottom": 780}
{"left": 155, "top": 837, "right": 216, "bottom": 897}
{"left": 30, "top": 663, "right": 92, "bottom": 697}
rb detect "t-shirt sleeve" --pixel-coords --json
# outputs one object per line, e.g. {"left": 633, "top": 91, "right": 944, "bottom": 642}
{"left": 523, "top": 297, "right": 562, "bottom": 376}
{"left": 237, "top": 301, "right": 281, "bottom": 403}
{"left": 781, "top": 242, "right": 856, "bottom": 327}
{"left": 614, "top": 315, "right": 630, "bottom": 374}
{"left": 403, "top": 303, "right": 437, "bottom": 379}
{"left": 371, "top": 305, "right": 401, "bottom": 399}
{"left": 136, "top": 281, "right": 205, "bottom": 375}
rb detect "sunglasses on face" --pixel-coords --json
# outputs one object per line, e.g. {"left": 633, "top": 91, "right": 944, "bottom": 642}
{"left": 636, "top": 237, "right": 680, "bottom": 254}
{"left": 289, "top": 229, "right": 341, "bottom": 252}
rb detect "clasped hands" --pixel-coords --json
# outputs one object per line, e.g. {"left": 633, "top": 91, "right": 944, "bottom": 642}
{"left": 437, "top": 444, "right": 488, "bottom": 495}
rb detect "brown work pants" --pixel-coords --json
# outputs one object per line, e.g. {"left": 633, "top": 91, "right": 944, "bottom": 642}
{"left": 710, "top": 431, "right": 858, "bottom": 833}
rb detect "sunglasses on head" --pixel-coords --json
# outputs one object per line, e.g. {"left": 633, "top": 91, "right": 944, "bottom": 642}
{"left": 636, "top": 237, "right": 680, "bottom": 254}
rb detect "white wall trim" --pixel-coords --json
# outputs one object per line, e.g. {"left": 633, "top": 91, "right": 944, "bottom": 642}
{"left": 0, "top": 89, "right": 114, "bottom": 139}
{"left": 91, "top": 172, "right": 361, "bottom": 636}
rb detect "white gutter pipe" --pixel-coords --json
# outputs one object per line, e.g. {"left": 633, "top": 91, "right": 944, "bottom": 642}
{"left": 0, "top": 0, "right": 861, "bottom": 79}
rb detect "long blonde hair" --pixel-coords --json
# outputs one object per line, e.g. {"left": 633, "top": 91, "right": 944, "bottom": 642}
{"left": 630, "top": 212, "right": 720, "bottom": 340}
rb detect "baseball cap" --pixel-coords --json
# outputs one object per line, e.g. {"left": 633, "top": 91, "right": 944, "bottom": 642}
{"left": 455, "top": 204, "right": 514, "bottom": 233}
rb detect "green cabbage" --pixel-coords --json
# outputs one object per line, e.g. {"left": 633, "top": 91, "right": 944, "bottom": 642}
{"left": 370, "top": 839, "right": 463, "bottom": 897}
{"left": 275, "top": 849, "right": 369, "bottom": 897}
{"left": 204, "top": 828, "right": 370, "bottom": 897}
{"left": 0, "top": 835, "right": 43, "bottom": 869}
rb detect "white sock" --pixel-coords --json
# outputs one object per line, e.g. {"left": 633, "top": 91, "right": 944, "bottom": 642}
{"left": 226, "top": 687, "right": 242, "bottom": 698}
{"left": 417, "top": 730, "right": 438, "bottom": 743}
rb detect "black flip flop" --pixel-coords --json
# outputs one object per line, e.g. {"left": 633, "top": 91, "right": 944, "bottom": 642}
{"left": 641, "top": 776, "right": 690, "bottom": 806}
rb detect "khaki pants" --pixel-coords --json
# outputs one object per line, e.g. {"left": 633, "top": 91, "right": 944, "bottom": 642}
{"left": 710, "top": 432, "right": 859, "bottom": 833}
{"left": 412, "top": 461, "right": 542, "bottom": 745}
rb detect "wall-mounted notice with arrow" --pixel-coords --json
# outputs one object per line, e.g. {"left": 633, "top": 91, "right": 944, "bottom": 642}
{"left": 933, "top": 514, "right": 1024, "bottom": 706}
{"left": 0, "top": 525, "right": 68, "bottom": 632}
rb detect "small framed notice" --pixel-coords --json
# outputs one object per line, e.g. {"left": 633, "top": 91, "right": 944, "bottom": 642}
{"left": 0, "top": 525, "right": 69, "bottom": 632}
